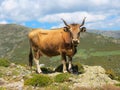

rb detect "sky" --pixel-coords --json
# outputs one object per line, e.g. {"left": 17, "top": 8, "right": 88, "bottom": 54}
{"left": 0, "top": 0, "right": 120, "bottom": 30}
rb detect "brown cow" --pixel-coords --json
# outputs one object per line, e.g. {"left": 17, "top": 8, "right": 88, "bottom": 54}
{"left": 28, "top": 17, "right": 86, "bottom": 73}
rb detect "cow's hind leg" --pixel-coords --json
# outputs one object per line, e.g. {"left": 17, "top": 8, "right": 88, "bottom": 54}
{"left": 34, "top": 50, "right": 42, "bottom": 74}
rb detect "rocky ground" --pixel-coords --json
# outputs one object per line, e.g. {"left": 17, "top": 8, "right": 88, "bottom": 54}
{"left": 70, "top": 65, "right": 119, "bottom": 89}
{"left": 0, "top": 63, "right": 120, "bottom": 90}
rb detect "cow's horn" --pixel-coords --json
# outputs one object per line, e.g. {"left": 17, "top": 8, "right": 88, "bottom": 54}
{"left": 61, "top": 18, "right": 69, "bottom": 27}
{"left": 80, "top": 17, "right": 86, "bottom": 27}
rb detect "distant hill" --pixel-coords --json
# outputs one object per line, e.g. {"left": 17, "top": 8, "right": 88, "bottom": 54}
{"left": 0, "top": 24, "right": 31, "bottom": 58}
{"left": 88, "top": 29, "right": 120, "bottom": 39}
{"left": 0, "top": 24, "right": 120, "bottom": 75}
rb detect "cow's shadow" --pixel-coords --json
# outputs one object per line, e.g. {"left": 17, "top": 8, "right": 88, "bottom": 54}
{"left": 40, "top": 67, "right": 54, "bottom": 74}
{"left": 55, "top": 63, "right": 84, "bottom": 75}
{"left": 38, "top": 63, "right": 84, "bottom": 75}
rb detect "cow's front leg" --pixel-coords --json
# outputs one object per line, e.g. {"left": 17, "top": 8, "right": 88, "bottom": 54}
{"left": 61, "top": 53, "right": 67, "bottom": 73}
{"left": 68, "top": 56, "right": 73, "bottom": 73}
{"left": 34, "top": 58, "right": 42, "bottom": 73}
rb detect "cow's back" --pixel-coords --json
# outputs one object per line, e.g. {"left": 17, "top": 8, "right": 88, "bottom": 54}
{"left": 28, "top": 28, "right": 66, "bottom": 56}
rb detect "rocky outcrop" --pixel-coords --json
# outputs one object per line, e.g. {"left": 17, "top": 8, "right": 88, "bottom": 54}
{"left": 0, "top": 79, "right": 24, "bottom": 90}
{"left": 0, "top": 64, "right": 119, "bottom": 90}
{"left": 0, "top": 64, "right": 30, "bottom": 90}
{"left": 70, "top": 65, "right": 119, "bottom": 89}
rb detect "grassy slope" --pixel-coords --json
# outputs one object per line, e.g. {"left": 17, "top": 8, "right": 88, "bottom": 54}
{"left": 76, "top": 33, "right": 120, "bottom": 75}
{"left": 0, "top": 24, "right": 31, "bottom": 58}
{"left": 0, "top": 24, "right": 120, "bottom": 75}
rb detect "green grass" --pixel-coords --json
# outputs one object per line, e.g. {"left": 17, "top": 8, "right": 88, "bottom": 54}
{"left": 75, "top": 49, "right": 88, "bottom": 59}
{"left": 45, "top": 85, "right": 70, "bottom": 90}
{"left": 0, "top": 58, "right": 10, "bottom": 67}
{"left": 0, "top": 87, "right": 6, "bottom": 90}
{"left": 54, "top": 73, "right": 70, "bottom": 83}
{"left": 115, "top": 83, "right": 120, "bottom": 87}
{"left": 77, "top": 55, "right": 120, "bottom": 75}
{"left": 0, "top": 72, "right": 3, "bottom": 78}
{"left": 91, "top": 50, "right": 120, "bottom": 56}
{"left": 24, "top": 74, "right": 53, "bottom": 87}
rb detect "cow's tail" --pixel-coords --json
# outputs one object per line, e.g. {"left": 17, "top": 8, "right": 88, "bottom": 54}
{"left": 29, "top": 40, "right": 33, "bottom": 69}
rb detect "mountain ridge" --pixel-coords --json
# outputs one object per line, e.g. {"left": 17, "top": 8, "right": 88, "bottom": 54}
{"left": 88, "top": 29, "right": 120, "bottom": 39}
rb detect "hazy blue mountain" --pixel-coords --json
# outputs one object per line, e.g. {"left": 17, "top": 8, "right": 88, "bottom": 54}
{"left": 88, "top": 29, "right": 120, "bottom": 39}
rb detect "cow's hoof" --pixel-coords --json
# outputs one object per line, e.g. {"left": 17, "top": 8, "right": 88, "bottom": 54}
{"left": 73, "top": 72, "right": 79, "bottom": 75}
{"left": 68, "top": 68, "right": 73, "bottom": 73}
{"left": 36, "top": 70, "right": 43, "bottom": 74}
{"left": 63, "top": 70, "right": 68, "bottom": 73}
{"left": 38, "top": 72, "right": 43, "bottom": 74}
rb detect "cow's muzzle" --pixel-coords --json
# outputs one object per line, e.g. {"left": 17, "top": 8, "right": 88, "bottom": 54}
{"left": 72, "top": 39, "right": 80, "bottom": 45}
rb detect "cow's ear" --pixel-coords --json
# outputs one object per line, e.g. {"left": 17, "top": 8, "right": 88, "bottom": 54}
{"left": 64, "top": 27, "right": 70, "bottom": 32}
{"left": 80, "top": 27, "right": 86, "bottom": 32}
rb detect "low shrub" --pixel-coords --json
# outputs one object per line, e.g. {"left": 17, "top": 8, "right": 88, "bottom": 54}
{"left": 0, "top": 58, "right": 10, "bottom": 67}
{"left": 115, "top": 83, "right": 120, "bottom": 87}
{"left": 54, "top": 73, "right": 70, "bottom": 83}
{"left": 117, "top": 76, "right": 120, "bottom": 81}
{"left": 0, "top": 87, "right": 6, "bottom": 90}
{"left": 0, "top": 72, "right": 3, "bottom": 78}
{"left": 24, "top": 74, "right": 53, "bottom": 87}
{"left": 105, "top": 69, "right": 116, "bottom": 80}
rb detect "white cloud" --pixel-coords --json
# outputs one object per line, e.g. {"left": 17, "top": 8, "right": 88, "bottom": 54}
{"left": 0, "top": 0, "right": 120, "bottom": 30}
{"left": 0, "top": 0, "right": 44, "bottom": 22}
{"left": 90, "top": 0, "right": 109, "bottom": 6}
{"left": 39, "top": 12, "right": 106, "bottom": 23}
{"left": 39, "top": 11, "right": 107, "bottom": 30}
{"left": 0, "top": 20, "right": 8, "bottom": 24}
{"left": 1, "top": 0, "right": 17, "bottom": 11}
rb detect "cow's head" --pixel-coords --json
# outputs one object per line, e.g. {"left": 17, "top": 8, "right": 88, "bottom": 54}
{"left": 62, "top": 17, "right": 86, "bottom": 46}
